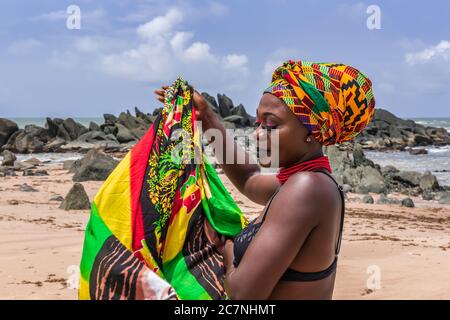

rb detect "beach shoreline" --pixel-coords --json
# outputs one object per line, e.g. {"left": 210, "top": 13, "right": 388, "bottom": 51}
{"left": 0, "top": 163, "right": 449, "bottom": 300}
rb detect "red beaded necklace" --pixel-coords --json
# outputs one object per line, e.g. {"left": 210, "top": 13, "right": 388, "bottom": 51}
{"left": 276, "top": 156, "right": 332, "bottom": 185}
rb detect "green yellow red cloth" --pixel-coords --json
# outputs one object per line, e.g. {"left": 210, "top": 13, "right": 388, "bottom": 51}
{"left": 79, "top": 78, "right": 247, "bottom": 300}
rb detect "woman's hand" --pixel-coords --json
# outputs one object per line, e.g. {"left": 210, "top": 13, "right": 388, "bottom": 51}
{"left": 153, "top": 86, "right": 212, "bottom": 122}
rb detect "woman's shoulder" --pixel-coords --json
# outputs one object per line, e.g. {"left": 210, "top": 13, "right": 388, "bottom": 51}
{"left": 277, "top": 171, "right": 341, "bottom": 217}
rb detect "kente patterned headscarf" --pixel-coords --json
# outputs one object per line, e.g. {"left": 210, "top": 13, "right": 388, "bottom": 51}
{"left": 264, "top": 60, "right": 375, "bottom": 146}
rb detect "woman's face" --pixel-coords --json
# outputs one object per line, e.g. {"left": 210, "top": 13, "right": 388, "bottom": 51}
{"left": 254, "top": 93, "right": 314, "bottom": 168}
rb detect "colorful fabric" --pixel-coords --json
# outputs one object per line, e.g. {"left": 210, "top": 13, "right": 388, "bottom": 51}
{"left": 264, "top": 60, "right": 375, "bottom": 145}
{"left": 276, "top": 156, "right": 332, "bottom": 185}
{"left": 79, "top": 78, "right": 247, "bottom": 300}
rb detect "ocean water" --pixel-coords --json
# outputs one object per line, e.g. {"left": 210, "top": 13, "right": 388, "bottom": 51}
{"left": 411, "top": 118, "right": 450, "bottom": 133}
{"left": 9, "top": 117, "right": 104, "bottom": 129}
{"left": 365, "top": 146, "right": 450, "bottom": 187}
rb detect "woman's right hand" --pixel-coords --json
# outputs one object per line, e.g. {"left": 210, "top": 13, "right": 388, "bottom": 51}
{"left": 154, "top": 86, "right": 212, "bottom": 122}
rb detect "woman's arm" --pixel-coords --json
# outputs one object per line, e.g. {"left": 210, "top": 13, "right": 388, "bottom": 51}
{"left": 155, "top": 87, "right": 279, "bottom": 205}
{"left": 222, "top": 172, "right": 332, "bottom": 300}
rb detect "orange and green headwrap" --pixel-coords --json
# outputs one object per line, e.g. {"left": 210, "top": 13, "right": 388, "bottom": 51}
{"left": 264, "top": 60, "right": 375, "bottom": 146}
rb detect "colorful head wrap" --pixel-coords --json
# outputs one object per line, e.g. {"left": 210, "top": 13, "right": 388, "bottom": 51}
{"left": 264, "top": 60, "right": 375, "bottom": 145}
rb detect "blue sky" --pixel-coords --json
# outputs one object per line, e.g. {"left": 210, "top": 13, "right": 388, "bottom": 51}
{"left": 1, "top": 0, "right": 449, "bottom": 118}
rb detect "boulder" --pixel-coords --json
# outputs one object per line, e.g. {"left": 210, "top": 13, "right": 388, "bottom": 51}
{"left": 217, "top": 94, "right": 233, "bottom": 118}
{"left": 438, "top": 192, "right": 450, "bottom": 204}
{"left": 376, "top": 194, "right": 401, "bottom": 205}
{"left": 19, "top": 183, "right": 38, "bottom": 192}
{"left": 116, "top": 123, "right": 137, "bottom": 143}
{"left": 401, "top": 197, "right": 415, "bottom": 208}
{"left": 201, "top": 93, "right": 220, "bottom": 114}
{"left": 408, "top": 148, "right": 428, "bottom": 155}
{"left": 223, "top": 115, "right": 246, "bottom": 127}
{"left": 89, "top": 121, "right": 100, "bottom": 132}
{"left": 392, "top": 171, "right": 422, "bottom": 187}
{"left": 59, "top": 183, "right": 91, "bottom": 210}
{"left": 104, "top": 114, "right": 118, "bottom": 125}
{"left": 50, "top": 195, "right": 64, "bottom": 202}
{"left": 355, "top": 166, "right": 386, "bottom": 194}
{"left": 1, "top": 150, "right": 16, "bottom": 166}
{"left": 0, "top": 119, "right": 19, "bottom": 147}
{"left": 23, "top": 169, "right": 48, "bottom": 177}
{"left": 3, "top": 125, "right": 51, "bottom": 153}
{"left": 419, "top": 171, "right": 440, "bottom": 192}
{"left": 231, "top": 104, "right": 251, "bottom": 126}
{"left": 72, "top": 149, "right": 119, "bottom": 182}
{"left": 362, "top": 194, "right": 374, "bottom": 204}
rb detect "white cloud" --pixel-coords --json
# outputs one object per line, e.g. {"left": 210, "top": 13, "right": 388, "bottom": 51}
{"left": 31, "top": 10, "right": 67, "bottom": 21}
{"left": 405, "top": 40, "right": 450, "bottom": 65}
{"left": 136, "top": 8, "right": 183, "bottom": 40}
{"left": 224, "top": 54, "right": 248, "bottom": 69}
{"left": 99, "top": 8, "right": 248, "bottom": 88}
{"left": 7, "top": 39, "right": 43, "bottom": 55}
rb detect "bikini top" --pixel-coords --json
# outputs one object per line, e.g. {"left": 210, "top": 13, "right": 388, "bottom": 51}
{"left": 232, "top": 170, "right": 345, "bottom": 282}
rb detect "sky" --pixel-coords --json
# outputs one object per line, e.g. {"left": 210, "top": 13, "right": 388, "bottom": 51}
{"left": 1, "top": 0, "right": 450, "bottom": 118}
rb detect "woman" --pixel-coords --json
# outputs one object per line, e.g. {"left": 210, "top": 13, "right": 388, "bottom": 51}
{"left": 155, "top": 60, "right": 375, "bottom": 300}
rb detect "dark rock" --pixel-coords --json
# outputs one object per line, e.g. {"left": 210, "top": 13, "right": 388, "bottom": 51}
{"left": 201, "top": 93, "right": 220, "bottom": 114}
{"left": 392, "top": 171, "right": 422, "bottom": 187}
{"left": 116, "top": 123, "right": 137, "bottom": 143}
{"left": 7, "top": 200, "right": 19, "bottom": 205}
{"left": 362, "top": 194, "right": 374, "bottom": 204}
{"left": 59, "top": 183, "right": 91, "bottom": 210}
{"left": 152, "top": 108, "right": 163, "bottom": 117}
{"left": 3, "top": 125, "right": 51, "bottom": 153}
{"left": 72, "top": 149, "right": 119, "bottom": 182}
{"left": 419, "top": 171, "right": 440, "bottom": 191}
{"left": 89, "top": 121, "right": 100, "bottom": 132}
{"left": 49, "top": 195, "right": 64, "bottom": 202}
{"left": 23, "top": 169, "right": 48, "bottom": 176}
{"left": 0, "top": 119, "right": 19, "bottom": 147}
{"left": 376, "top": 194, "right": 400, "bottom": 205}
{"left": 1, "top": 150, "right": 16, "bottom": 166}
{"left": 63, "top": 160, "right": 76, "bottom": 171}
{"left": 104, "top": 114, "right": 118, "bottom": 125}
{"left": 355, "top": 166, "right": 386, "bottom": 194}
{"left": 408, "top": 148, "right": 428, "bottom": 155}
{"left": 23, "top": 158, "right": 42, "bottom": 166}
{"left": 401, "top": 197, "right": 415, "bottom": 208}
{"left": 44, "top": 137, "right": 67, "bottom": 152}
{"left": 381, "top": 165, "right": 399, "bottom": 175}
{"left": 222, "top": 121, "right": 236, "bottom": 129}
{"left": 63, "top": 118, "right": 88, "bottom": 140}
{"left": 19, "top": 183, "right": 38, "bottom": 192}
{"left": 77, "top": 131, "right": 117, "bottom": 143}
{"left": 422, "top": 190, "right": 435, "bottom": 201}
{"left": 217, "top": 94, "right": 233, "bottom": 118}
{"left": 0, "top": 166, "right": 16, "bottom": 177}
{"left": 135, "top": 107, "right": 154, "bottom": 124}
{"left": 231, "top": 104, "right": 251, "bottom": 126}
{"left": 223, "top": 115, "right": 246, "bottom": 127}
{"left": 438, "top": 192, "right": 450, "bottom": 204}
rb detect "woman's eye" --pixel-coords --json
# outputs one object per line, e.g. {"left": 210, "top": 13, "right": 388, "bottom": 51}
{"left": 261, "top": 124, "right": 278, "bottom": 130}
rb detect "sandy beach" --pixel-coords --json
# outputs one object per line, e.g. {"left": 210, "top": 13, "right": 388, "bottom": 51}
{"left": 0, "top": 162, "right": 449, "bottom": 300}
